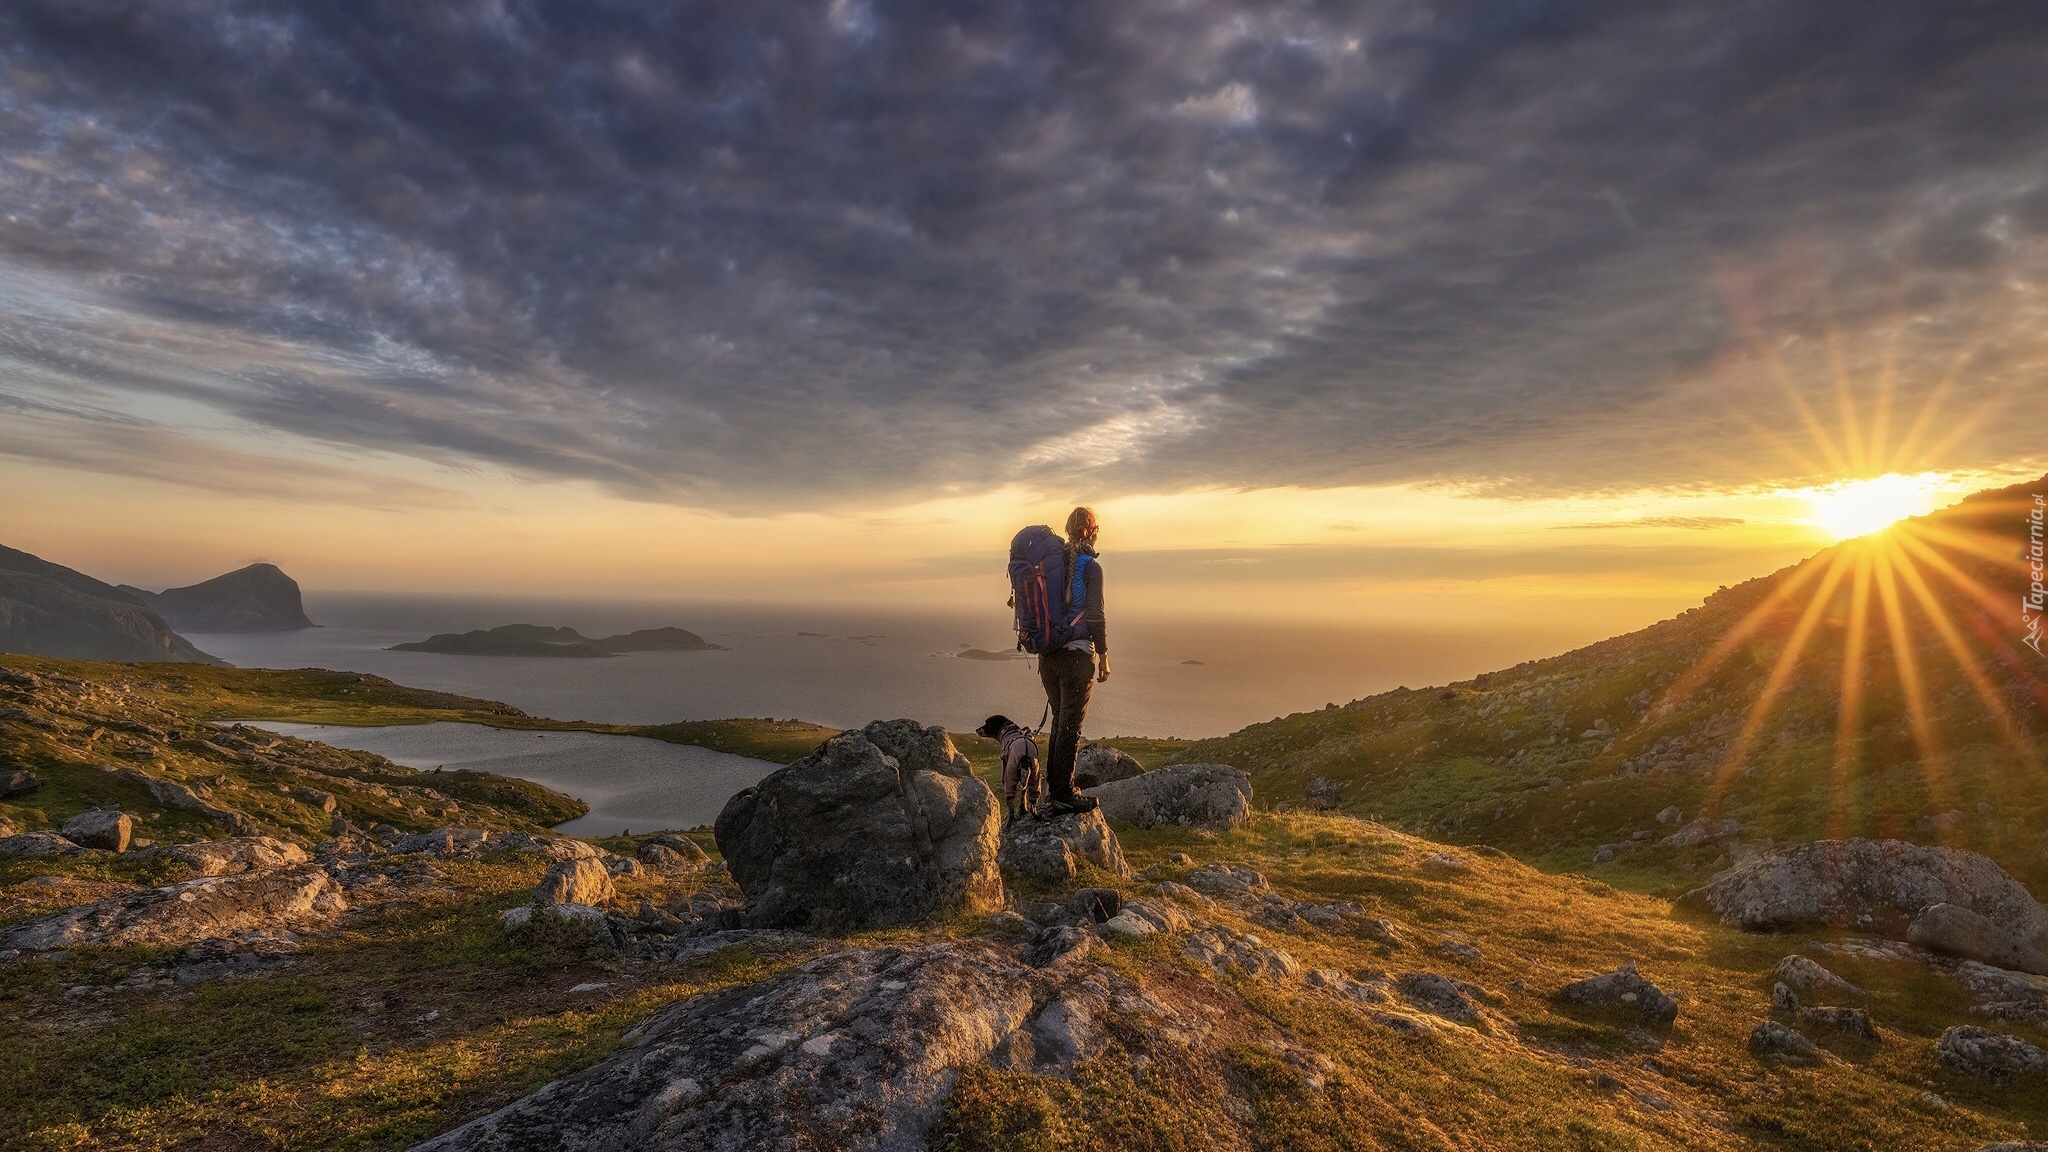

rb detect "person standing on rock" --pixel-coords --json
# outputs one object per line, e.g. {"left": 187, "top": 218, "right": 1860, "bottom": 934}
{"left": 1039, "top": 506, "right": 1109, "bottom": 816}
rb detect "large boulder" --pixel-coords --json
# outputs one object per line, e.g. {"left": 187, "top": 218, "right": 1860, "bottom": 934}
{"left": 859, "top": 719, "right": 973, "bottom": 778}
{"left": 1676, "top": 839, "right": 2048, "bottom": 975}
{"left": 1073, "top": 745, "right": 1143, "bottom": 789}
{"left": 408, "top": 942, "right": 1082, "bottom": 1152}
{"left": 1938, "top": 1026, "right": 2047, "bottom": 1078}
{"left": 714, "top": 731, "right": 1003, "bottom": 931}
{"left": 638, "top": 836, "right": 710, "bottom": 872}
{"left": 996, "top": 809, "right": 1129, "bottom": 881}
{"left": 61, "top": 810, "right": 132, "bottom": 852}
{"left": 1554, "top": 962, "right": 1679, "bottom": 1025}
{"left": 537, "top": 857, "right": 616, "bottom": 907}
{"left": 161, "top": 835, "right": 309, "bottom": 876}
{"left": 0, "top": 865, "right": 346, "bottom": 955}
{"left": 1084, "top": 763, "right": 1252, "bottom": 832}
{"left": 0, "top": 832, "right": 81, "bottom": 858}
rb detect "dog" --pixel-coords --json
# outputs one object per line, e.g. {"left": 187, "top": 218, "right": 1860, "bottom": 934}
{"left": 975, "top": 714, "right": 1043, "bottom": 823}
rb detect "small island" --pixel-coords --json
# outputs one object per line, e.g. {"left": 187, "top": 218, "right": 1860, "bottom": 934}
{"left": 388, "top": 623, "right": 724, "bottom": 657}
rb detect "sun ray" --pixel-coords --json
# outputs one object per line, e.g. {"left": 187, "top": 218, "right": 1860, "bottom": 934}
{"left": 1888, "top": 537, "right": 2038, "bottom": 767}
{"left": 1656, "top": 555, "right": 1840, "bottom": 712}
{"left": 1886, "top": 335, "right": 1978, "bottom": 470}
{"left": 1824, "top": 309, "right": 1867, "bottom": 474}
{"left": 1900, "top": 520, "right": 2031, "bottom": 577}
{"left": 1826, "top": 549, "right": 1874, "bottom": 840}
{"left": 1705, "top": 551, "right": 1853, "bottom": 811}
{"left": 1871, "top": 544, "right": 1954, "bottom": 826}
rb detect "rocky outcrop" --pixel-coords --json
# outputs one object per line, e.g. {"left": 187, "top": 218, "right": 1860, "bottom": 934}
{"left": 1938, "top": 1026, "right": 2047, "bottom": 1078}
{"left": 121, "top": 563, "right": 316, "bottom": 633}
{"left": 996, "top": 809, "right": 1129, "bottom": 881}
{"left": 859, "top": 719, "right": 973, "bottom": 778}
{"left": 409, "top": 941, "right": 1125, "bottom": 1152}
{"left": 61, "top": 810, "right": 132, "bottom": 852}
{"left": 1677, "top": 840, "right": 2048, "bottom": 975}
{"left": 715, "top": 730, "right": 1003, "bottom": 931}
{"left": 1774, "top": 955, "right": 1863, "bottom": 1000}
{"left": 101, "top": 765, "right": 254, "bottom": 834}
{"left": 0, "top": 831, "right": 83, "bottom": 857}
{"left": 638, "top": 836, "right": 709, "bottom": 872}
{"left": 1073, "top": 745, "right": 1143, "bottom": 789}
{"left": 537, "top": 858, "right": 615, "bottom": 907}
{"left": 1085, "top": 763, "right": 1252, "bottom": 832}
{"left": 161, "top": 835, "right": 310, "bottom": 876}
{"left": 1554, "top": 963, "right": 1679, "bottom": 1024}
{"left": 1750, "top": 1020, "right": 1819, "bottom": 1061}
{"left": 1797, "top": 1006, "right": 1876, "bottom": 1040}
{"left": 1663, "top": 817, "right": 1740, "bottom": 848}
{"left": 1, "top": 865, "right": 345, "bottom": 956}
{"left": 1184, "top": 925, "right": 1300, "bottom": 982}
{"left": 0, "top": 543, "right": 221, "bottom": 663}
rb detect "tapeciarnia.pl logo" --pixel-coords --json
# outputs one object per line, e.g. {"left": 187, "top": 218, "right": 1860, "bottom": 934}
{"left": 2026, "top": 493, "right": 2045, "bottom": 656}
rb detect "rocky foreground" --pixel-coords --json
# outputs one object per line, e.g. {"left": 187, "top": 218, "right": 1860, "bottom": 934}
{"left": 3, "top": 666, "right": 2048, "bottom": 1150}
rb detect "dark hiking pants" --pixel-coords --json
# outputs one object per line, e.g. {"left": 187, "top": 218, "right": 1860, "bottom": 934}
{"left": 1038, "top": 647, "right": 1095, "bottom": 799}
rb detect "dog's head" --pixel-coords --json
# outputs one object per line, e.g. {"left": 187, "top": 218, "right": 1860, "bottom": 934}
{"left": 974, "top": 714, "right": 1015, "bottom": 740}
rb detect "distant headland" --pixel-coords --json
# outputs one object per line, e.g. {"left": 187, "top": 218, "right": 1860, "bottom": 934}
{"left": 387, "top": 623, "right": 724, "bottom": 657}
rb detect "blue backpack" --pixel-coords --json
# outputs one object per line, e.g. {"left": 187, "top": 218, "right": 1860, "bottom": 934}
{"left": 1008, "top": 525, "right": 1092, "bottom": 654}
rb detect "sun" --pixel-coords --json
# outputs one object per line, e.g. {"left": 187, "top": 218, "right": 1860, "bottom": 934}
{"left": 1803, "top": 473, "right": 1945, "bottom": 540}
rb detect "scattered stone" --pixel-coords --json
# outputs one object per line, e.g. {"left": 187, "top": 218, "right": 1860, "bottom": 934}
{"left": 1938, "top": 1026, "right": 2047, "bottom": 1079}
{"left": 1186, "top": 863, "right": 1268, "bottom": 896}
{"left": 1910, "top": 902, "right": 2048, "bottom": 975}
{"left": 715, "top": 730, "right": 1003, "bottom": 931}
{"left": 997, "top": 809, "right": 1129, "bottom": 881}
{"left": 1439, "top": 938, "right": 1482, "bottom": 960}
{"left": 1797, "top": 1006, "right": 1876, "bottom": 1040}
{"left": 859, "top": 719, "right": 974, "bottom": 778}
{"left": 1749, "top": 1020, "right": 1819, "bottom": 1061}
{"left": 500, "top": 903, "right": 616, "bottom": 948}
{"left": 1554, "top": 963, "right": 1679, "bottom": 1025}
{"left": 1, "top": 865, "right": 346, "bottom": 955}
{"left": 1184, "top": 925, "right": 1300, "bottom": 982}
{"left": 1679, "top": 840, "right": 2048, "bottom": 976}
{"left": 0, "top": 832, "right": 82, "bottom": 858}
{"left": 61, "top": 809, "right": 132, "bottom": 852}
{"left": 1073, "top": 745, "right": 1144, "bottom": 789}
{"left": 1305, "top": 776, "right": 1343, "bottom": 811}
{"left": 1067, "top": 888, "right": 1121, "bottom": 923}
{"left": 1655, "top": 805, "right": 1682, "bottom": 825}
{"left": 1774, "top": 955, "right": 1864, "bottom": 999}
{"left": 1421, "top": 852, "right": 1470, "bottom": 875}
{"left": 1166, "top": 852, "right": 1197, "bottom": 867}
{"left": 161, "top": 835, "right": 308, "bottom": 876}
{"left": 1154, "top": 880, "right": 1215, "bottom": 909}
{"left": 494, "top": 831, "right": 606, "bottom": 861}
{"left": 1307, "top": 967, "right": 1392, "bottom": 1006}
{"left": 1085, "top": 763, "right": 1253, "bottom": 832}
{"left": 1771, "top": 982, "right": 1799, "bottom": 1013}
{"left": 389, "top": 826, "right": 493, "bottom": 856}
{"left": 1296, "top": 900, "right": 1367, "bottom": 929}
{"left": 1950, "top": 961, "right": 2048, "bottom": 1024}
{"left": 1592, "top": 847, "right": 1616, "bottom": 864}
{"left": 1, "top": 769, "right": 42, "bottom": 797}
{"left": 99, "top": 765, "right": 253, "bottom": 833}
{"left": 537, "top": 857, "right": 616, "bottom": 907}
{"left": 1663, "top": 817, "right": 1741, "bottom": 849}
{"left": 1026, "top": 925, "right": 1095, "bottom": 967}
{"left": 1397, "top": 972, "right": 1483, "bottom": 1025}
{"left": 1099, "top": 898, "right": 1190, "bottom": 939}
{"left": 639, "top": 836, "right": 710, "bottom": 872}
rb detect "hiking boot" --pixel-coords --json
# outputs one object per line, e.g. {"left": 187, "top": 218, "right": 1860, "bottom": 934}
{"left": 1041, "top": 793, "right": 1099, "bottom": 816}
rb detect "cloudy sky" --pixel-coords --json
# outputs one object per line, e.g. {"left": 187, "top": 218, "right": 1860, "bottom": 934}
{"left": 3, "top": 0, "right": 2045, "bottom": 632}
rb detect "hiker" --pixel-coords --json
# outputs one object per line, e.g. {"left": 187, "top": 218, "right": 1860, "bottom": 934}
{"left": 1037, "top": 506, "right": 1109, "bottom": 814}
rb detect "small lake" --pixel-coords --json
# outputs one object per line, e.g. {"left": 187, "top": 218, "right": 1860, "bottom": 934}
{"left": 243, "top": 721, "right": 778, "bottom": 836}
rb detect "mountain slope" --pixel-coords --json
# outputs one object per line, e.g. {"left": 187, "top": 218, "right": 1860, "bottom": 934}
{"left": 121, "top": 563, "right": 316, "bottom": 633}
{"left": 0, "top": 546, "right": 220, "bottom": 664}
{"left": 1172, "top": 476, "right": 2048, "bottom": 891}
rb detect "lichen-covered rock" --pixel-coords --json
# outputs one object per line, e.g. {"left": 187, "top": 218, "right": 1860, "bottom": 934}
{"left": 408, "top": 942, "right": 1098, "bottom": 1152}
{"left": 715, "top": 731, "right": 1002, "bottom": 931}
{"left": 1677, "top": 840, "right": 2048, "bottom": 976}
{"left": 0, "top": 832, "right": 82, "bottom": 858}
{"left": 1554, "top": 962, "right": 1679, "bottom": 1025}
{"left": 1774, "top": 955, "right": 1864, "bottom": 1000}
{"left": 161, "top": 835, "right": 309, "bottom": 876}
{"left": 1663, "top": 816, "right": 1740, "bottom": 848}
{"left": 1, "top": 769, "right": 42, "bottom": 797}
{"left": 1909, "top": 903, "right": 2048, "bottom": 975}
{"left": 99, "top": 765, "right": 253, "bottom": 834}
{"left": 1073, "top": 745, "right": 1143, "bottom": 789}
{"left": 639, "top": 836, "right": 710, "bottom": 872}
{"left": 537, "top": 857, "right": 616, "bottom": 907}
{"left": 1304, "top": 775, "right": 1343, "bottom": 811}
{"left": 61, "top": 810, "right": 131, "bottom": 852}
{"left": 1938, "top": 1026, "right": 2047, "bottom": 1078}
{"left": 996, "top": 809, "right": 1129, "bottom": 881}
{"left": 1185, "top": 863, "right": 1268, "bottom": 896}
{"left": 1085, "top": 763, "right": 1251, "bottom": 832}
{"left": 0, "top": 865, "right": 346, "bottom": 955}
{"left": 859, "top": 719, "right": 973, "bottom": 778}
{"left": 495, "top": 831, "right": 606, "bottom": 861}
{"left": 1797, "top": 1006, "right": 1876, "bottom": 1040}
{"left": 1397, "top": 972, "right": 1484, "bottom": 1025}
{"left": 1184, "top": 925, "right": 1300, "bottom": 982}
{"left": 1750, "top": 1020, "right": 1819, "bottom": 1061}
{"left": 1099, "top": 898, "right": 1191, "bottom": 939}
{"left": 389, "top": 826, "right": 492, "bottom": 856}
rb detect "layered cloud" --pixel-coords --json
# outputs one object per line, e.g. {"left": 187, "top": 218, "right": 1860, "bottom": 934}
{"left": 2, "top": 0, "right": 2045, "bottom": 508}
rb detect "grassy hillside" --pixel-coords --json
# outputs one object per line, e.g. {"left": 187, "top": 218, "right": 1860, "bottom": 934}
{"left": 1171, "top": 477, "right": 2048, "bottom": 892}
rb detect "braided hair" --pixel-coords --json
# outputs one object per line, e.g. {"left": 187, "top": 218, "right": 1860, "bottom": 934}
{"left": 1064, "top": 506, "right": 1097, "bottom": 566}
